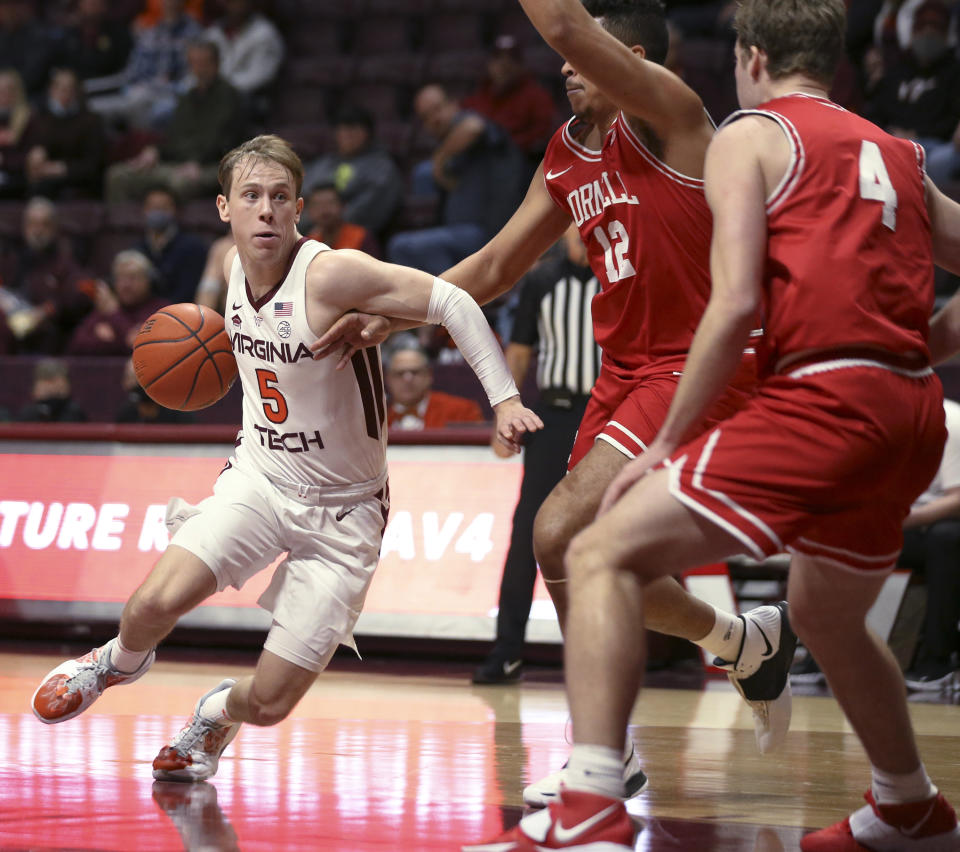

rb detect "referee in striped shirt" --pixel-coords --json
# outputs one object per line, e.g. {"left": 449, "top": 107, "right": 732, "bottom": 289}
{"left": 474, "top": 227, "right": 600, "bottom": 684}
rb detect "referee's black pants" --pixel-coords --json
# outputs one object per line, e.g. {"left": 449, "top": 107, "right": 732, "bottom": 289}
{"left": 494, "top": 395, "right": 589, "bottom": 658}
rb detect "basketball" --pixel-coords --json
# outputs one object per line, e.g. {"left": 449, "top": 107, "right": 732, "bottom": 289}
{"left": 132, "top": 303, "right": 238, "bottom": 411}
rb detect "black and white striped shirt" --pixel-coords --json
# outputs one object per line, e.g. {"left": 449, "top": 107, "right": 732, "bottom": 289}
{"left": 511, "top": 254, "right": 600, "bottom": 398}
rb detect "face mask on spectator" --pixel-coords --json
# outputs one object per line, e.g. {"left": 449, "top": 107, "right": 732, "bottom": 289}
{"left": 911, "top": 32, "right": 949, "bottom": 65}
{"left": 144, "top": 210, "right": 176, "bottom": 232}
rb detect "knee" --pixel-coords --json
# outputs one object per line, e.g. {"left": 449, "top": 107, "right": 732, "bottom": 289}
{"left": 564, "top": 525, "right": 613, "bottom": 588}
{"left": 788, "top": 593, "right": 854, "bottom": 650}
{"left": 533, "top": 501, "right": 572, "bottom": 580}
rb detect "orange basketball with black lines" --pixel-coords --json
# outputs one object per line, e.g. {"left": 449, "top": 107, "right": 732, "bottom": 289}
{"left": 132, "top": 303, "right": 237, "bottom": 411}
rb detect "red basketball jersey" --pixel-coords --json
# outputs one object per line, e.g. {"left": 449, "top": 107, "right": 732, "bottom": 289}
{"left": 542, "top": 115, "right": 713, "bottom": 374}
{"left": 723, "top": 93, "right": 933, "bottom": 371}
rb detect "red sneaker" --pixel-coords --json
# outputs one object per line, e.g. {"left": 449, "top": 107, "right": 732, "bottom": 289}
{"left": 462, "top": 788, "right": 635, "bottom": 851}
{"left": 801, "top": 789, "right": 960, "bottom": 851}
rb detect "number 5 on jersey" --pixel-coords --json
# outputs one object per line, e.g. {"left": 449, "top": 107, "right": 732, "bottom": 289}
{"left": 256, "top": 368, "right": 288, "bottom": 423}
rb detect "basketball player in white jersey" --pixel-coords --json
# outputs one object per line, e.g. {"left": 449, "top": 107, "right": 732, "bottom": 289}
{"left": 30, "top": 134, "right": 543, "bottom": 782}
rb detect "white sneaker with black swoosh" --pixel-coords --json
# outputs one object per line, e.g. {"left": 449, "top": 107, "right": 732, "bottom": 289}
{"left": 523, "top": 743, "right": 647, "bottom": 808}
{"left": 713, "top": 601, "right": 797, "bottom": 754}
{"left": 462, "top": 788, "right": 635, "bottom": 850}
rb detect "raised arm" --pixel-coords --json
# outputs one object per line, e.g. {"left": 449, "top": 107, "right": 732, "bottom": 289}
{"left": 308, "top": 250, "right": 544, "bottom": 451}
{"left": 518, "top": 0, "right": 707, "bottom": 136}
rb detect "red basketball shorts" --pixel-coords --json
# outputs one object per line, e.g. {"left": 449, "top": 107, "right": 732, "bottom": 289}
{"left": 569, "top": 354, "right": 756, "bottom": 470}
{"left": 666, "top": 361, "right": 946, "bottom": 572}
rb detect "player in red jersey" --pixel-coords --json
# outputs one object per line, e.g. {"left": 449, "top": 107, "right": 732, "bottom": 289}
{"left": 463, "top": 0, "right": 960, "bottom": 849}
{"left": 315, "top": 0, "right": 798, "bottom": 804}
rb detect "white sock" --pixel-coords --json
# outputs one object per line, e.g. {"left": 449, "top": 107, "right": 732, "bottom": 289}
{"left": 871, "top": 764, "right": 937, "bottom": 805}
{"left": 565, "top": 744, "right": 625, "bottom": 798}
{"left": 109, "top": 637, "right": 151, "bottom": 674}
{"left": 198, "top": 686, "right": 236, "bottom": 725}
{"left": 697, "top": 606, "right": 744, "bottom": 662}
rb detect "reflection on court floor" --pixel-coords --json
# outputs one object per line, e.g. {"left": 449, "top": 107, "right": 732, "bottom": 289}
{"left": 1, "top": 652, "right": 956, "bottom": 851}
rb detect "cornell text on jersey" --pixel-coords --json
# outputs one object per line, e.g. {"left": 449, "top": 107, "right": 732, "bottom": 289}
{"left": 566, "top": 170, "right": 639, "bottom": 227}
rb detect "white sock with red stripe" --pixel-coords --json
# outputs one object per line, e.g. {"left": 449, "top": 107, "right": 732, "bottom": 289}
{"left": 564, "top": 745, "right": 625, "bottom": 799}
{"left": 871, "top": 763, "right": 937, "bottom": 805}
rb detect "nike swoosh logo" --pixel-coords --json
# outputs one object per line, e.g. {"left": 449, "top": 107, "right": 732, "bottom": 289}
{"left": 502, "top": 660, "right": 522, "bottom": 675}
{"left": 900, "top": 799, "right": 938, "bottom": 837}
{"left": 753, "top": 622, "right": 774, "bottom": 658}
{"left": 336, "top": 505, "right": 358, "bottom": 522}
{"left": 545, "top": 166, "right": 574, "bottom": 180}
{"left": 232, "top": 302, "right": 243, "bottom": 310}
{"left": 552, "top": 803, "right": 619, "bottom": 843}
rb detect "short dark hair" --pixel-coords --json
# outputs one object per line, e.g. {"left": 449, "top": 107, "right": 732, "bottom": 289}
{"left": 734, "top": 0, "right": 846, "bottom": 85}
{"left": 308, "top": 182, "right": 343, "bottom": 201}
{"left": 583, "top": 0, "right": 669, "bottom": 65}
{"left": 334, "top": 104, "right": 375, "bottom": 134}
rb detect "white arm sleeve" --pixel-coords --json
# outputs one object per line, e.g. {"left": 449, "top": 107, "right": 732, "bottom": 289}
{"left": 425, "top": 277, "right": 519, "bottom": 407}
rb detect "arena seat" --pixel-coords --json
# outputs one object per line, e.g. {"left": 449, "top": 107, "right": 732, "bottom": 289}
{"left": 351, "top": 15, "right": 418, "bottom": 53}
{"left": 286, "top": 55, "right": 357, "bottom": 88}
{"left": 0, "top": 201, "right": 24, "bottom": 240}
{"left": 424, "top": 50, "right": 488, "bottom": 86}
{"left": 422, "top": 13, "right": 489, "bottom": 52}
{"left": 353, "top": 53, "right": 426, "bottom": 87}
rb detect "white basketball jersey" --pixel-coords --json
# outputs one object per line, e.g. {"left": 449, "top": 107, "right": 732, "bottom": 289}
{"left": 226, "top": 238, "right": 388, "bottom": 492}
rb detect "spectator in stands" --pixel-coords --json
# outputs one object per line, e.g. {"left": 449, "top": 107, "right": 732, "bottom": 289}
{"left": 115, "top": 356, "right": 194, "bottom": 424}
{"left": 0, "top": 69, "right": 32, "bottom": 199}
{"left": 194, "top": 232, "right": 234, "bottom": 312}
{"left": 387, "top": 83, "right": 525, "bottom": 276}
{"left": 134, "top": 186, "right": 208, "bottom": 304}
{"left": 86, "top": 0, "right": 203, "bottom": 132}
{"left": 304, "top": 183, "right": 379, "bottom": 257}
{"left": 22, "top": 67, "right": 106, "bottom": 200}
{"left": 302, "top": 105, "right": 404, "bottom": 241}
{"left": 134, "top": 0, "right": 204, "bottom": 31}
{"left": 68, "top": 250, "right": 169, "bottom": 356}
{"left": 462, "top": 35, "right": 557, "bottom": 167}
{"left": 59, "top": 0, "right": 133, "bottom": 84}
{"left": 385, "top": 337, "right": 485, "bottom": 430}
{"left": 104, "top": 39, "right": 247, "bottom": 203}
{"left": 865, "top": 0, "right": 960, "bottom": 185}
{"left": 203, "top": 0, "right": 284, "bottom": 120}
{"left": 0, "top": 197, "right": 92, "bottom": 354}
{"left": 15, "top": 357, "right": 88, "bottom": 423}
{"left": 900, "top": 396, "right": 960, "bottom": 691}
{"left": 666, "top": 0, "right": 737, "bottom": 38}
{"left": 0, "top": 2, "right": 61, "bottom": 99}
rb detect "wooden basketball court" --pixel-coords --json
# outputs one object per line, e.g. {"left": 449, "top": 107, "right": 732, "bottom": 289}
{"left": 1, "top": 648, "right": 957, "bottom": 851}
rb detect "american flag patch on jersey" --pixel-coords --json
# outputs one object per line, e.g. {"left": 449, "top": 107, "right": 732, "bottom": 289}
{"left": 274, "top": 301, "right": 293, "bottom": 317}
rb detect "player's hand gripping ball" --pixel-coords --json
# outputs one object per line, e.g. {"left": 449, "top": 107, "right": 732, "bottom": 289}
{"left": 132, "top": 303, "right": 238, "bottom": 411}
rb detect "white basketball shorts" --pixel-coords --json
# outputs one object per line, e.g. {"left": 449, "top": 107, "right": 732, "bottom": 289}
{"left": 167, "top": 461, "right": 389, "bottom": 671}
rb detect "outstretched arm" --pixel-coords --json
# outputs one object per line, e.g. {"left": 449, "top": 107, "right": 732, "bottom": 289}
{"left": 310, "top": 164, "right": 570, "bottom": 365}
{"left": 309, "top": 251, "right": 544, "bottom": 451}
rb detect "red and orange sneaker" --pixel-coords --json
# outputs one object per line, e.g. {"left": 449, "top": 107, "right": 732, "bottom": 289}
{"left": 32, "top": 639, "right": 155, "bottom": 724}
{"left": 153, "top": 679, "right": 241, "bottom": 782}
{"left": 801, "top": 789, "right": 960, "bottom": 851}
{"left": 462, "top": 788, "right": 635, "bottom": 851}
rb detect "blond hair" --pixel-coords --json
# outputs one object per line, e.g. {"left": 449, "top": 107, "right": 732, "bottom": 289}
{"left": 218, "top": 134, "right": 304, "bottom": 198}
{"left": 734, "top": 0, "right": 846, "bottom": 85}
